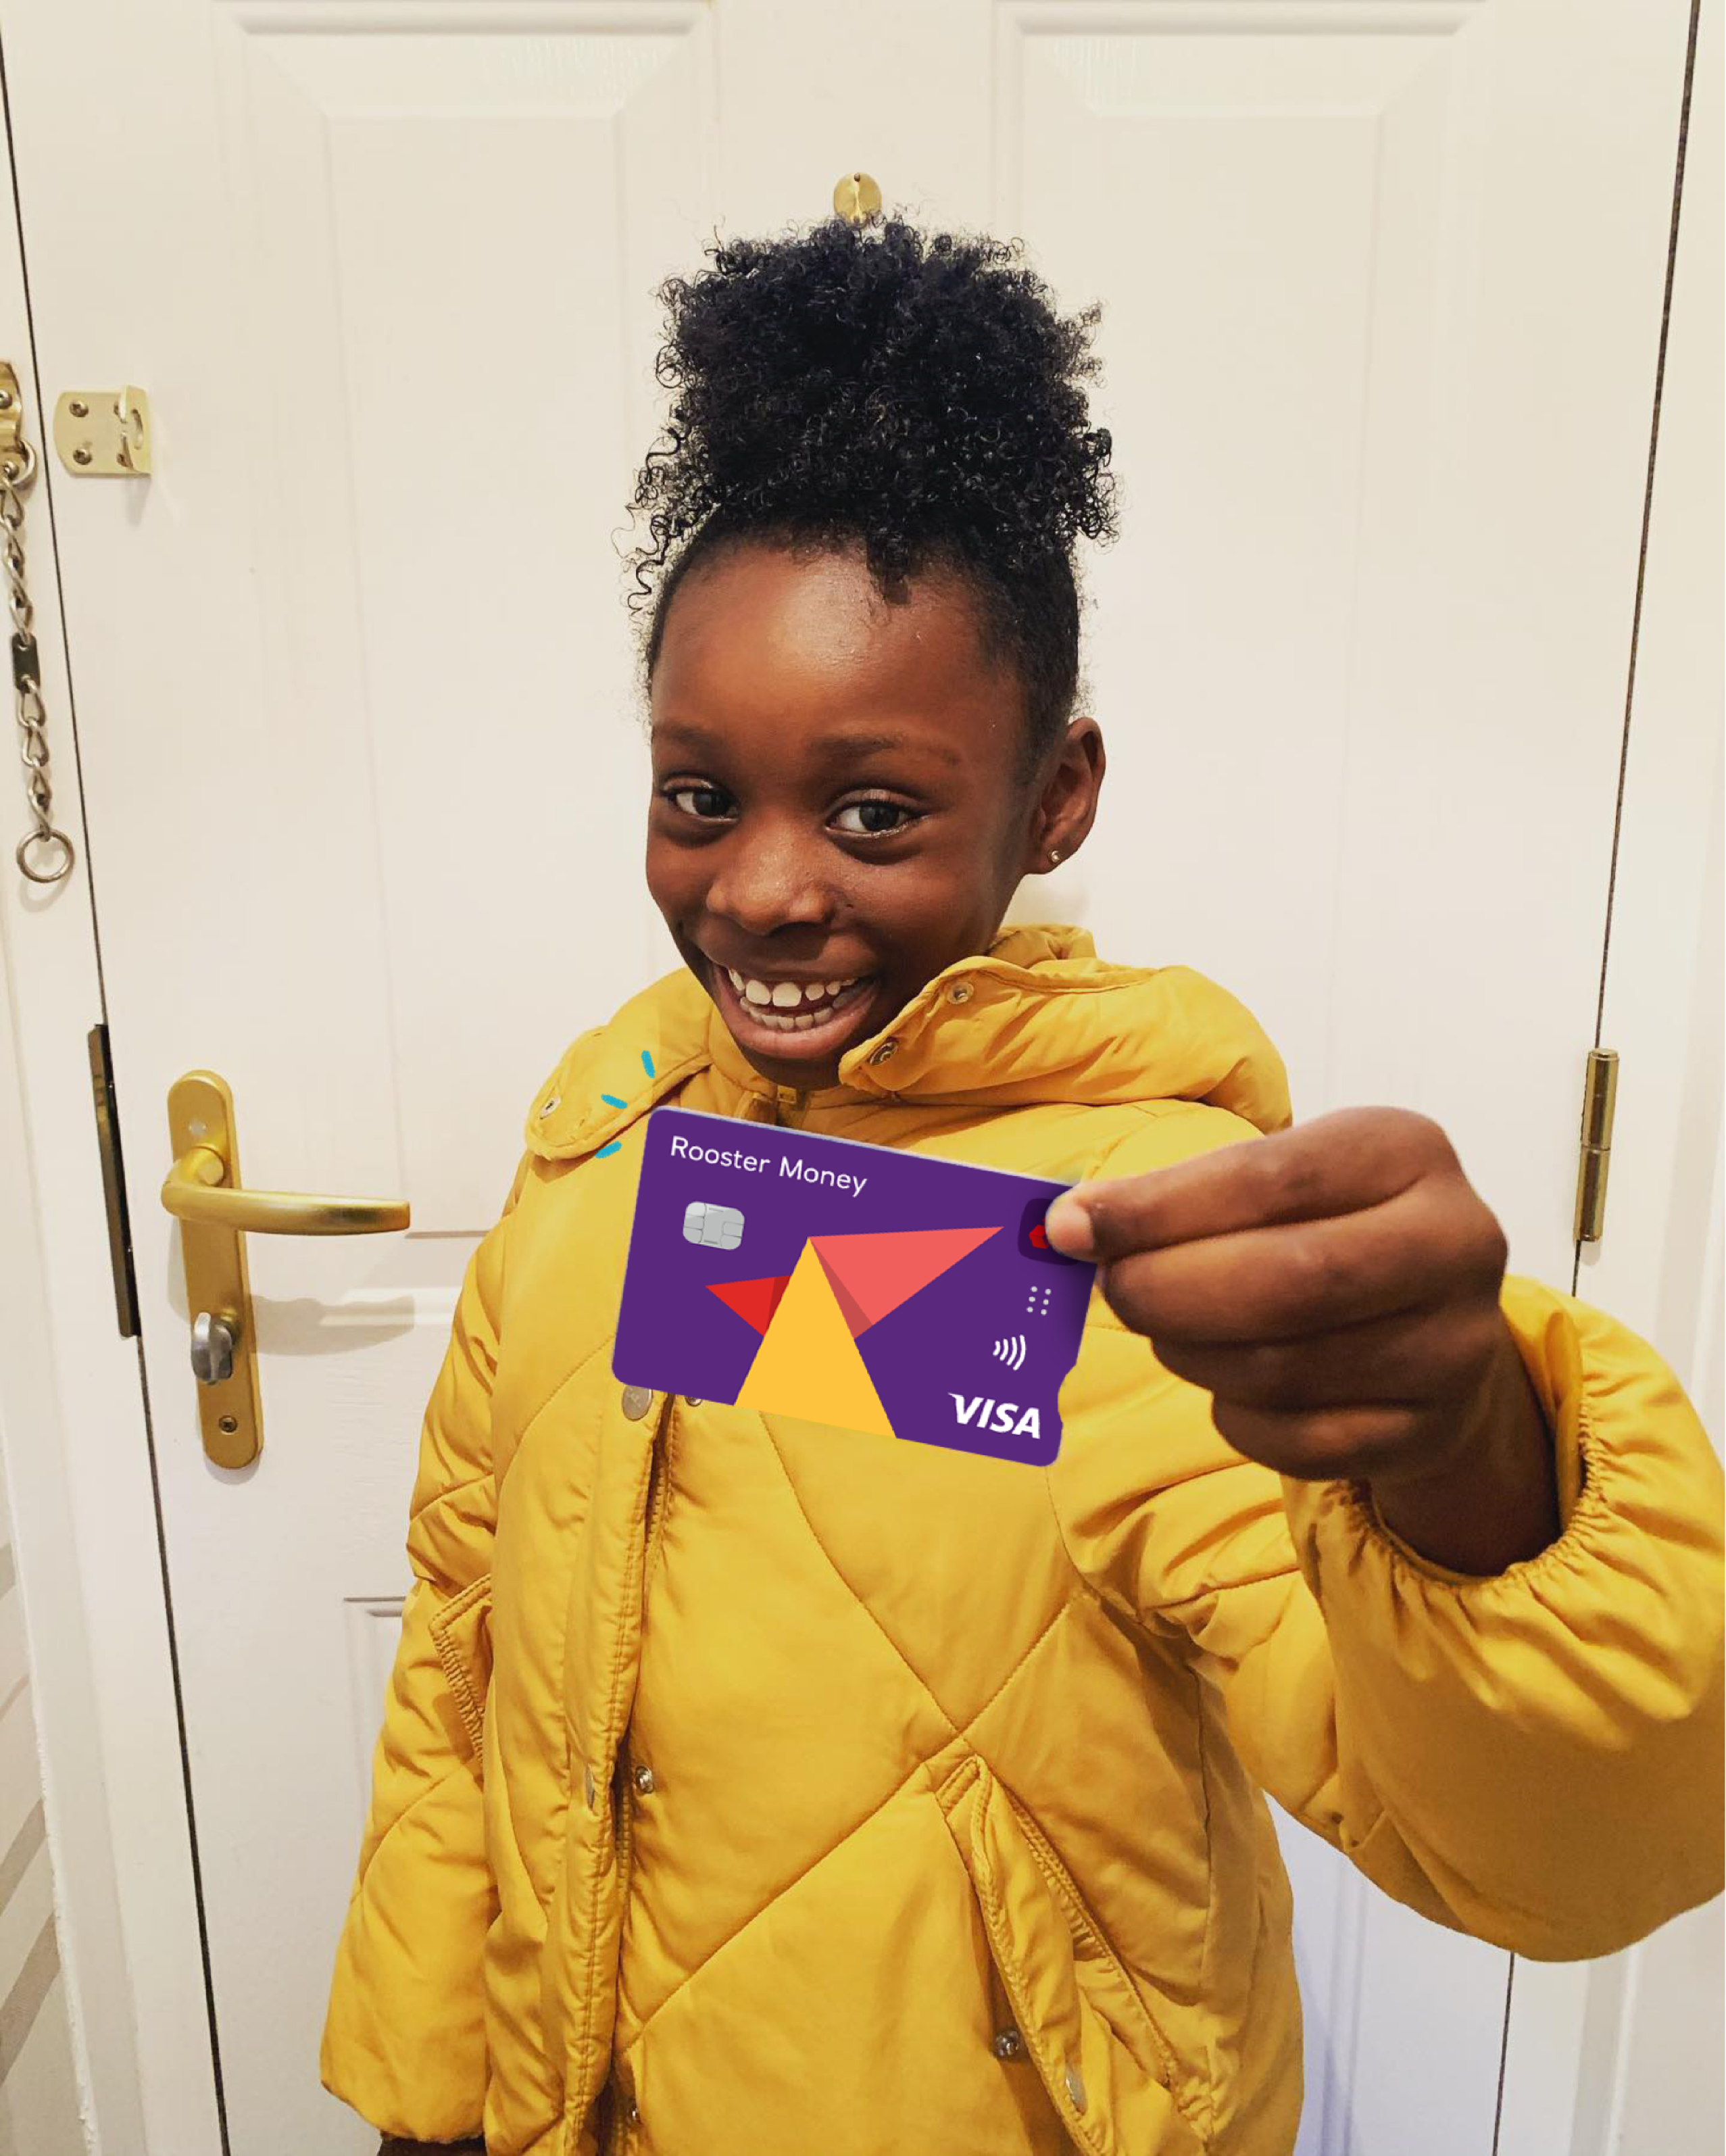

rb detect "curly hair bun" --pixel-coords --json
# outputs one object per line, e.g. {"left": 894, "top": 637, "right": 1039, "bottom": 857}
{"left": 631, "top": 217, "right": 1118, "bottom": 762}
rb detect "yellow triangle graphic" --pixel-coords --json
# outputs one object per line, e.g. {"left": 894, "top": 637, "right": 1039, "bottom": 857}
{"left": 736, "top": 1241, "right": 897, "bottom": 1440}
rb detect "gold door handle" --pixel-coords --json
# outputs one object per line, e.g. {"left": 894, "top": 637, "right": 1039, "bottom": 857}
{"left": 160, "top": 1070, "right": 410, "bottom": 1468}
{"left": 162, "top": 1145, "right": 409, "bottom": 1233}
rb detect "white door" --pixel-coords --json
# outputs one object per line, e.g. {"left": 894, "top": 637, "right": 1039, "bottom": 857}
{"left": 0, "top": 1, "right": 1698, "bottom": 2151}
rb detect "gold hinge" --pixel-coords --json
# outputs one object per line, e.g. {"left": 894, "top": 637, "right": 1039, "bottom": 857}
{"left": 1573, "top": 1048, "right": 1619, "bottom": 1245}
{"left": 87, "top": 1023, "right": 139, "bottom": 1337}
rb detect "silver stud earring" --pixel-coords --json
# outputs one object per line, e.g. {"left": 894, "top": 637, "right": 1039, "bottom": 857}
{"left": 1048, "top": 847, "right": 1062, "bottom": 865}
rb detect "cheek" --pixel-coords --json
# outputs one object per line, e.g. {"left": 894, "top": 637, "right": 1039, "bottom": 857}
{"left": 643, "top": 831, "right": 695, "bottom": 920}
{"left": 859, "top": 851, "right": 1007, "bottom": 954}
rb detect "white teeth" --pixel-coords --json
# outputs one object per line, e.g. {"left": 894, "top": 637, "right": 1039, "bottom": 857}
{"left": 720, "top": 967, "right": 868, "bottom": 1025}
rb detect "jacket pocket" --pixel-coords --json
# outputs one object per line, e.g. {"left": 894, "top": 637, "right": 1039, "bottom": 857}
{"left": 428, "top": 1572, "right": 494, "bottom": 1770}
{"left": 936, "top": 1755, "right": 1207, "bottom": 2156}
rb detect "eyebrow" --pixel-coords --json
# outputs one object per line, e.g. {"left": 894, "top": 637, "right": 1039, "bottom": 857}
{"left": 653, "top": 719, "right": 965, "bottom": 770}
{"left": 822, "top": 729, "right": 964, "bottom": 768}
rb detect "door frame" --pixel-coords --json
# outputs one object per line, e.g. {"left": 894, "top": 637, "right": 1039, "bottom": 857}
{"left": 0, "top": 199, "right": 224, "bottom": 2155}
{"left": 1496, "top": 0, "right": 1723, "bottom": 2145}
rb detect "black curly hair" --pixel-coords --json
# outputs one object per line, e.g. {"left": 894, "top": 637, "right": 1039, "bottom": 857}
{"left": 628, "top": 216, "right": 1118, "bottom": 771}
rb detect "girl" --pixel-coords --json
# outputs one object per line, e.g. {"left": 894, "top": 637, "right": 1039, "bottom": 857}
{"left": 323, "top": 220, "right": 1723, "bottom": 2156}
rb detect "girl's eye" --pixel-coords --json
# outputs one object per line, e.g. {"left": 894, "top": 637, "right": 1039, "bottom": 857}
{"left": 664, "top": 783, "right": 736, "bottom": 822}
{"left": 832, "top": 800, "right": 918, "bottom": 837}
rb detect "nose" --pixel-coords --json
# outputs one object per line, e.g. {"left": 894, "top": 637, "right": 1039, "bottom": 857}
{"left": 704, "top": 814, "right": 835, "bottom": 938}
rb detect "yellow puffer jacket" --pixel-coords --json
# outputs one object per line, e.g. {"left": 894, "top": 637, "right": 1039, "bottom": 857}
{"left": 322, "top": 926, "right": 1723, "bottom": 2156}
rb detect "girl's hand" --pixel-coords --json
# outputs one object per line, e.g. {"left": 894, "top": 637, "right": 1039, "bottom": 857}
{"left": 1043, "top": 1107, "right": 1559, "bottom": 1575}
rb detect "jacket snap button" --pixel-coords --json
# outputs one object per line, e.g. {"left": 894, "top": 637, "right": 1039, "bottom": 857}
{"left": 633, "top": 1764, "right": 656, "bottom": 1796}
{"left": 991, "top": 2026, "right": 1022, "bottom": 2060}
{"left": 1064, "top": 2063, "right": 1087, "bottom": 2113}
{"left": 868, "top": 1039, "right": 898, "bottom": 1064}
{"left": 684, "top": 1397, "right": 704, "bottom": 1408}
{"left": 948, "top": 983, "right": 973, "bottom": 1004}
{"left": 620, "top": 1385, "right": 653, "bottom": 1421}
{"left": 583, "top": 1763, "right": 596, "bottom": 1808}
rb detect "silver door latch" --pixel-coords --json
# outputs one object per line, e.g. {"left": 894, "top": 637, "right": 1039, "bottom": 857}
{"left": 191, "top": 1310, "right": 237, "bottom": 1386}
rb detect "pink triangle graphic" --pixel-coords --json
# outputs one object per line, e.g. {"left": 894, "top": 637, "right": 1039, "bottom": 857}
{"left": 810, "top": 1226, "right": 1000, "bottom": 1336}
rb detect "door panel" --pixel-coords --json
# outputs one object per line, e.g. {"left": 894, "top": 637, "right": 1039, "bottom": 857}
{"left": 0, "top": 1, "right": 1696, "bottom": 2149}
{"left": 995, "top": 0, "right": 1683, "bottom": 1236}
{"left": 209, "top": 1, "right": 714, "bottom": 1229}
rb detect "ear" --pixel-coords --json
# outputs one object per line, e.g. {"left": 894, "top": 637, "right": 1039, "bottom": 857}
{"left": 1021, "top": 718, "right": 1106, "bottom": 874}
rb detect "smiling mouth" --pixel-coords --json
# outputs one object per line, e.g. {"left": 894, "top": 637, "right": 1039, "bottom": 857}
{"left": 706, "top": 960, "right": 879, "bottom": 1048}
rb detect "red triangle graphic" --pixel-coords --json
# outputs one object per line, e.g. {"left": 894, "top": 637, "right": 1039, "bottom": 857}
{"left": 708, "top": 1273, "right": 792, "bottom": 1336}
{"left": 810, "top": 1226, "right": 1000, "bottom": 1336}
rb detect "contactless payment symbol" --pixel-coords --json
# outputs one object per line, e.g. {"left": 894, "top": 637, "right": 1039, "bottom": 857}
{"left": 613, "top": 1107, "right": 1097, "bottom": 1466}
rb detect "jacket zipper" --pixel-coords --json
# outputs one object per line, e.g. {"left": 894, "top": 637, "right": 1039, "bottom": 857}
{"left": 608, "top": 1400, "right": 674, "bottom": 2154}
{"left": 772, "top": 1086, "right": 808, "bottom": 1130}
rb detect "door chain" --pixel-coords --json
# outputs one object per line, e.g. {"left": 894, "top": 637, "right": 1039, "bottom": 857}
{"left": 0, "top": 369, "right": 74, "bottom": 885}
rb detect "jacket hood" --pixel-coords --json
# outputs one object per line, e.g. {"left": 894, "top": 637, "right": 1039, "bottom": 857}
{"left": 524, "top": 923, "right": 1291, "bottom": 1162}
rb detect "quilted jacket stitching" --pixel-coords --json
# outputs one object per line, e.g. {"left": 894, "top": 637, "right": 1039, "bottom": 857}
{"left": 1190, "top": 1667, "right": 1220, "bottom": 2132}
{"left": 754, "top": 1411, "right": 964, "bottom": 1741}
{"left": 355, "top": 1758, "right": 476, "bottom": 1886}
{"left": 512, "top": 1327, "right": 620, "bottom": 1469}
{"left": 956, "top": 1592, "right": 1082, "bottom": 1741}
{"left": 614, "top": 1757, "right": 943, "bottom": 2053}
{"left": 963, "top": 1790, "right": 1110, "bottom": 2156}
{"left": 410, "top": 1467, "right": 494, "bottom": 1529}
{"left": 1011, "top": 1795, "right": 1196, "bottom": 2132}
{"left": 430, "top": 1575, "right": 493, "bottom": 1762}
{"left": 572, "top": 1435, "right": 658, "bottom": 2101}
{"left": 612, "top": 1540, "right": 1081, "bottom": 2053}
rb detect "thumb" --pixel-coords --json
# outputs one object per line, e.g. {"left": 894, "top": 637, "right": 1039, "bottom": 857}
{"left": 1041, "top": 1186, "right": 1101, "bottom": 1261}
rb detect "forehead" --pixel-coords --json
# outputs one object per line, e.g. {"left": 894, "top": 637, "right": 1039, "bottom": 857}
{"left": 649, "top": 543, "right": 1018, "bottom": 757}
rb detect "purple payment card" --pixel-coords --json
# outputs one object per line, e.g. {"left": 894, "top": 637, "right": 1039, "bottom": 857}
{"left": 612, "top": 1106, "right": 1095, "bottom": 1467}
